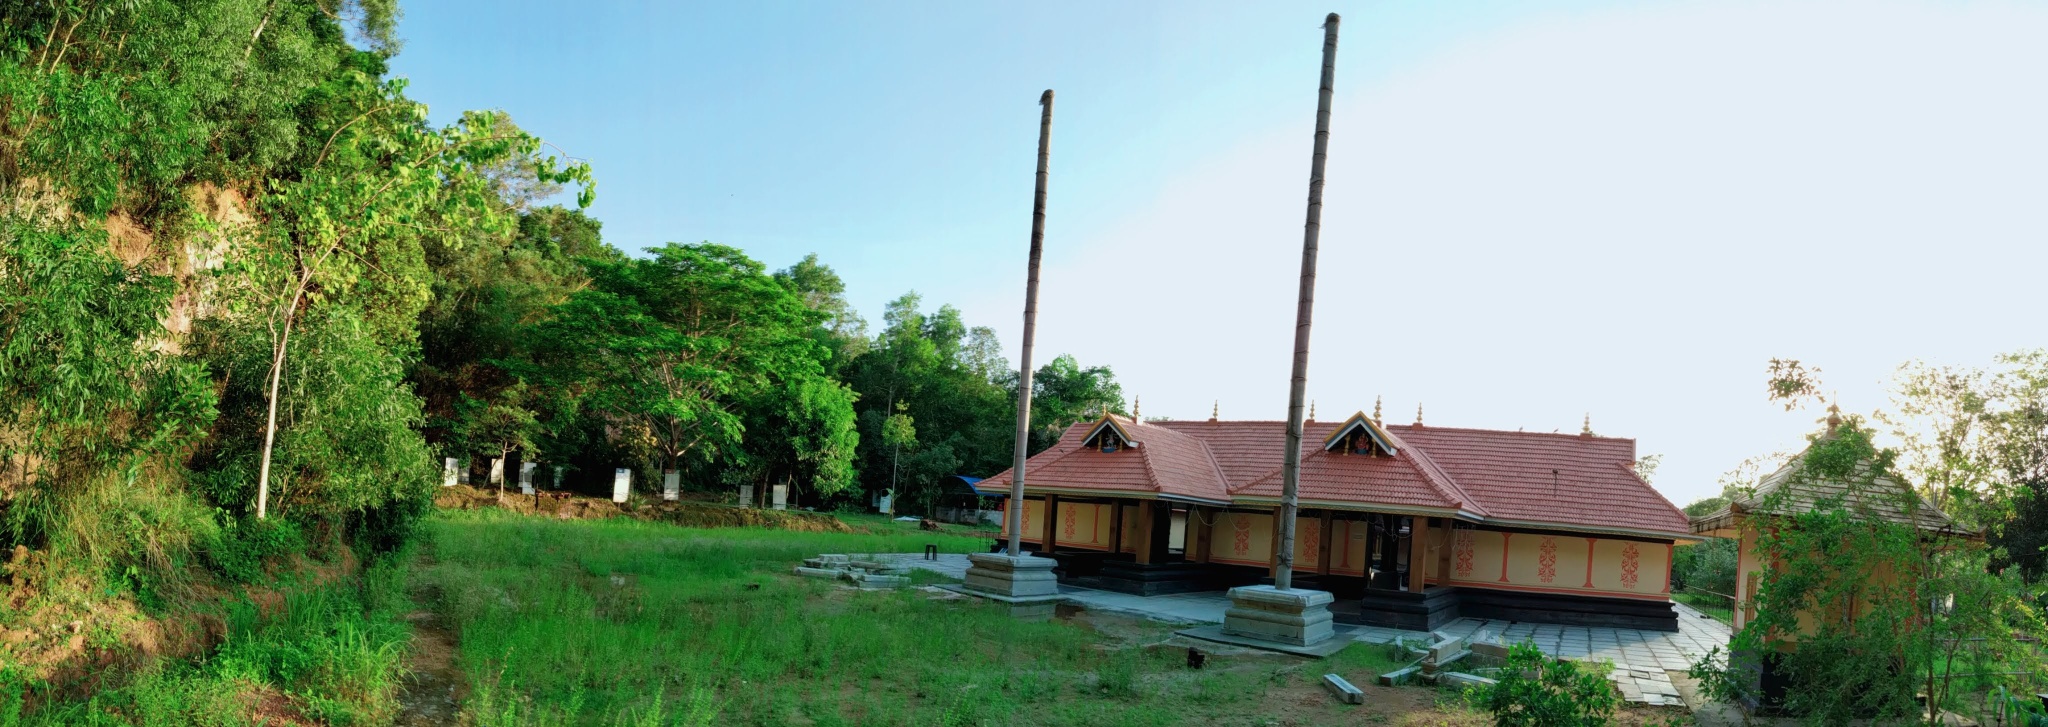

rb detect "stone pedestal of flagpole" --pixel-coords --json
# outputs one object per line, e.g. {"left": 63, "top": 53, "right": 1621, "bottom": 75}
{"left": 954, "top": 553, "right": 1063, "bottom": 619}
{"left": 1221, "top": 585, "right": 1336, "bottom": 647}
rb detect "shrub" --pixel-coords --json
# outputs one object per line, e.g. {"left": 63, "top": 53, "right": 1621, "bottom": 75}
{"left": 1486, "top": 642, "right": 1619, "bottom": 727}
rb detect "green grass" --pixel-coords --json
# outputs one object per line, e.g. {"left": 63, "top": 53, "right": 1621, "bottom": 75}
{"left": 416, "top": 510, "right": 1414, "bottom": 726}
{"left": 4, "top": 554, "right": 415, "bottom": 726}
{"left": 1674, "top": 590, "right": 1735, "bottom": 624}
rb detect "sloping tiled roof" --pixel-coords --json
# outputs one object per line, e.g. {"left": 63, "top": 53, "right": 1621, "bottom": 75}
{"left": 978, "top": 417, "right": 1693, "bottom": 538}
{"left": 1690, "top": 449, "right": 1971, "bottom": 536}
{"left": 1387, "top": 425, "right": 1691, "bottom": 537}
{"left": 975, "top": 416, "right": 1232, "bottom": 503}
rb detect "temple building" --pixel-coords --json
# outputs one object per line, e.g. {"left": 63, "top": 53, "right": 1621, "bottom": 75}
{"left": 978, "top": 408, "right": 1697, "bottom": 631}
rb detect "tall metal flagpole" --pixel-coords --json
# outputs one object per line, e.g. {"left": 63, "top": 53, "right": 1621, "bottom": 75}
{"left": 1274, "top": 14, "right": 1340, "bottom": 591}
{"left": 1006, "top": 90, "right": 1054, "bottom": 557}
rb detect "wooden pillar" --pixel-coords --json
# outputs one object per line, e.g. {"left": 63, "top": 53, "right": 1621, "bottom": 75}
{"left": 1041, "top": 494, "right": 1060, "bottom": 553}
{"left": 1407, "top": 517, "right": 1428, "bottom": 592}
{"left": 1190, "top": 506, "right": 1214, "bottom": 564}
{"left": 1133, "top": 500, "right": 1156, "bottom": 564}
{"left": 1147, "top": 502, "right": 1172, "bottom": 562}
{"left": 1316, "top": 510, "right": 1335, "bottom": 575}
{"left": 1108, "top": 501, "right": 1125, "bottom": 555}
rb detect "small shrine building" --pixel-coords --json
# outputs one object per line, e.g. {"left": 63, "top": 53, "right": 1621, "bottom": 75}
{"left": 980, "top": 408, "right": 1697, "bottom": 631}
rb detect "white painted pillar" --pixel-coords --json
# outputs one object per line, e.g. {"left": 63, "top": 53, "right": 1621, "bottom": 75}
{"left": 662, "top": 470, "right": 680, "bottom": 501}
{"left": 612, "top": 468, "right": 631, "bottom": 503}
{"left": 738, "top": 484, "right": 754, "bottom": 508}
{"left": 519, "top": 462, "right": 537, "bottom": 495}
{"left": 771, "top": 484, "right": 788, "bottom": 510}
{"left": 442, "top": 457, "right": 459, "bottom": 487}
{"left": 489, "top": 457, "right": 505, "bottom": 486}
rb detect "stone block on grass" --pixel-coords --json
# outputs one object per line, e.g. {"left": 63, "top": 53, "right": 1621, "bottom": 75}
{"left": 1442, "top": 672, "right": 1498, "bottom": 689}
{"left": 1322, "top": 674, "right": 1365, "bottom": 704}
{"left": 793, "top": 566, "right": 842, "bottom": 579}
{"left": 1379, "top": 665, "right": 1420, "bottom": 686}
{"left": 1220, "top": 585, "right": 1335, "bottom": 647}
{"left": 962, "top": 553, "right": 1059, "bottom": 598}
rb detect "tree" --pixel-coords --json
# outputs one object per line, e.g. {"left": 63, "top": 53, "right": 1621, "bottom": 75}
{"left": 450, "top": 383, "right": 542, "bottom": 494}
{"left": 1692, "top": 362, "right": 2047, "bottom": 724}
{"left": 523, "top": 243, "right": 830, "bottom": 480}
{"left": 881, "top": 405, "right": 918, "bottom": 512}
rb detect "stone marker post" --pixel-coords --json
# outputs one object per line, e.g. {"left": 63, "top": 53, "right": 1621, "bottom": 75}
{"left": 489, "top": 457, "right": 505, "bottom": 487}
{"left": 739, "top": 484, "right": 754, "bottom": 508}
{"left": 1223, "top": 12, "right": 1342, "bottom": 649}
{"left": 442, "top": 457, "right": 459, "bottom": 487}
{"left": 662, "top": 470, "right": 680, "bottom": 501}
{"left": 771, "top": 484, "right": 788, "bottom": 510}
{"left": 611, "top": 468, "right": 631, "bottom": 503}
{"left": 519, "top": 462, "right": 536, "bottom": 495}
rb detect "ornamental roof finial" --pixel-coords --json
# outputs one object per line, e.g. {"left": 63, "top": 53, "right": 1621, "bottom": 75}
{"left": 1582, "top": 413, "right": 1593, "bottom": 437}
{"left": 1132, "top": 395, "right": 1140, "bottom": 421}
{"left": 1373, "top": 395, "right": 1383, "bottom": 424}
{"left": 1415, "top": 402, "right": 1424, "bottom": 427}
{"left": 1826, "top": 402, "right": 1842, "bottom": 431}
{"left": 1210, "top": 400, "right": 1219, "bottom": 422}
{"left": 1309, "top": 400, "right": 1316, "bottom": 422}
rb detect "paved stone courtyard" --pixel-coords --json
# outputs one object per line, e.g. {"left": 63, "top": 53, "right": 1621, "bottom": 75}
{"left": 876, "top": 553, "right": 1729, "bottom": 706}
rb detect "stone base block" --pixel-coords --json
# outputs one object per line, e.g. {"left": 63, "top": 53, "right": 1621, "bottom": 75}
{"left": 1005, "top": 602, "right": 1057, "bottom": 620}
{"left": 962, "top": 553, "right": 1060, "bottom": 598}
{"left": 1221, "top": 585, "right": 1336, "bottom": 647}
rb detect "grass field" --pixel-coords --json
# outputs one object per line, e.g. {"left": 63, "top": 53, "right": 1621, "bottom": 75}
{"left": 411, "top": 509, "right": 1465, "bottom": 726}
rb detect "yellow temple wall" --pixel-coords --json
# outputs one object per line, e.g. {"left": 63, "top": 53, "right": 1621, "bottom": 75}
{"left": 1010, "top": 497, "right": 1120, "bottom": 551}
{"left": 1439, "top": 528, "right": 1672, "bottom": 601}
{"left": 1201, "top": 511, "right": 1371, "bottom": 573}
{"left": 1208, "top": 510, "right": 1276, "bottom": 567}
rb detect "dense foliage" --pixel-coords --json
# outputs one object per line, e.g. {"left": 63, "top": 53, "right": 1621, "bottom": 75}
{"left": 1690, "top": 361, "right": 2048, "bottom": 725}
{"left": 0, "top": 0, "right": 1128, "bottom": 720}
{"left": 1484, "top": 642, "right": 1620, "bottom": 727}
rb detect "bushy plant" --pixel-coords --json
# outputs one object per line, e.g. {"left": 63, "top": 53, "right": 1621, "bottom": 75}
{"left": 1485, "top": 642, "right": 1619, "bottom": 727}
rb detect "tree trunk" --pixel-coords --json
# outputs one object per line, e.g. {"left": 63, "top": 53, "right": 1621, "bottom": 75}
{"left": 1006, "top": 90, "right": 1054, "bottom": 558}
{"left": 254, "top": 289, "right": 305, "bottom": 520}
{"left": 1275, "top": 15, "right": 1340, "bottom": 590}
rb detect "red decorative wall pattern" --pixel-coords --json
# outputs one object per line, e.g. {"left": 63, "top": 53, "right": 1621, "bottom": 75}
{"left": 1300, "top": 518, "right": 1320, "bottom": 564}
{"left": 1583, "top": 538, "right": 1596, "bottom": 588}
{"left": 1062, "top": 504, "right": 1077, "bottom": 540}
{"left": 1536, "top": 537, "right": 1558, "bottom": 583}
{"left": 1231, "top": 515, "right": 1252, "bottom": 558}
{"left": 1453, "top": 529, "right": 1474, "bottom": 578}
{"left": 1620, "top": 543, "right": 1641, "bottom": 589}
{"left": 1498, "top": 533, "right": 1513, "bottom": 582}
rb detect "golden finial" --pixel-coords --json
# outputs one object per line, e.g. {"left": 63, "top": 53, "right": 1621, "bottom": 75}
{"left": 1373, "top": 395, "right": 1382, "bottom": 424}
{"left": 1133, "top": 395, "right": 1140, "bottom": 420}
{"left": 1210, "top": 400, "right": 1219, "bottom": 422}
{"left": 1826, "top": 402, "right": 1842, "bottom": 430}
{"left": 1415, "top": 403, "right": 1424, "bottom": 426}
{"left": 1582, "top": 413, "right": 1593, "bottom": 437}
{"left": 1309, "top": 400, "right": 1316, "bottom": 422}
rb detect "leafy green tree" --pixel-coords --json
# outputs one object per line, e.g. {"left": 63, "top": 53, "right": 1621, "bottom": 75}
{"left": 450, "top": 383, "right": 543, "bottom": 494}
{"left": 1018, "top": 353, "right": 1126, "bottom": 454}
{"left": 523, "top": 243, "right": 831, "bottom": 479}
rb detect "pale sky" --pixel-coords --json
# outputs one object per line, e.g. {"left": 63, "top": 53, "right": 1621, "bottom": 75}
{"left": 393, "top": 0, "right": 2048, "bottom": 507}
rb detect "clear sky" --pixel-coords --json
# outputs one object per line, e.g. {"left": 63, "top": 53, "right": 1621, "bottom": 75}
{"left": 388, "top": 0, "right": 2048, "bottom": 507}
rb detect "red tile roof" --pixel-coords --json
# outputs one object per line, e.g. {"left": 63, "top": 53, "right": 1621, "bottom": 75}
{"left": 978, "top": 416, "right": 1692, "bottom": 539}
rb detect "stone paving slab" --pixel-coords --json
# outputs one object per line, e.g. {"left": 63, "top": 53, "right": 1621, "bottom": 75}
{"left": 875, "top": 555, "right": 1733, "bottom": 706}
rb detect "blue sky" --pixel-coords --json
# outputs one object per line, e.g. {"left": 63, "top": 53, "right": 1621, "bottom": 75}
{"left": 390, "top": 0, "right": 2048, "bottom": 506}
